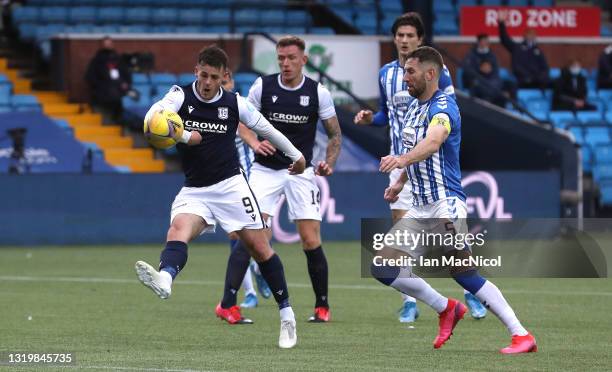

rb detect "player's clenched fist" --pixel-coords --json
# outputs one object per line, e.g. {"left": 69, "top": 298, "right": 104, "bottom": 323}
{"left": 384, "top": 183, "right": 403, "bottom": 203}
{"left": 353, "top": 110, "right": 373, "bottom": 125}
{"left": 315, "top": 161, "right": 333, "bottom": 176}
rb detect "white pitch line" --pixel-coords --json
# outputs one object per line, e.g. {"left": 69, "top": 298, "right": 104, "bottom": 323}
{"left": 0, "top": 275, "right": 611, "bottom": 296}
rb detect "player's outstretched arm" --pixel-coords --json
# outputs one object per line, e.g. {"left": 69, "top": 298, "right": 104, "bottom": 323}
{"left": 238, "top": 123, "right": 276, "bottom": 156}
{"left": 317, "top": 116, "right": 342, "bottom": 176}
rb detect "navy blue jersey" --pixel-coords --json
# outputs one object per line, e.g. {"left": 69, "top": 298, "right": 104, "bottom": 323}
{"left": 175, "top": 84, "right": 241, "bottom": 187}
{"left": 256, "top": 74, "right": 320, "bottom": 170}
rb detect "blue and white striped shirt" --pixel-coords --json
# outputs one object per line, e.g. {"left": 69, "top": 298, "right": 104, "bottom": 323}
{"left": 235, "top": 136, "right": 254, "bottom": 178}
{"left": 375, "top": 60, "right": 455, "bottom": 156}
{"left": 401, "top": 90, "right": 465, "bottom": 206}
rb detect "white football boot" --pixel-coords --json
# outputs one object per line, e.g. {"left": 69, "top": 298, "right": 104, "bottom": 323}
{"left": 135, "top": 261, "right": 171, "bottom": 299}
{"left": 278, "top": 319, "right": 297, "bottom": 349}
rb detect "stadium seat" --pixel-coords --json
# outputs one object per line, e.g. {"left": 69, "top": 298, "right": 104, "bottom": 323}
{"left": 97, "top": 7, "right": 124, "bottom": 23}
{"left": 208, "top": 9, "right": 231, "bottom": 25}
{"left": 531, "top": 0, "right": 554, "bottom": 5}
{"left": 150, "top": 73, "right": 177, "bottom": 86}
{"left": 286, "top": 10, "right": 311, "bottom": 26}
{"left": 599, "top": 181, "right": 612, "bottom": 205}
{"left": 260, "top": 26, "right": 285, "bottom": 34}
{"left": 69, "top": 7, "right": 96, "bottom": 24}
{"left": 549, "top": 68, "right": 561, "bottom": 80}
{"left": 119, "top": 25, "right": 147, "bottom": 33}
{"left": 151, "top": 25, "right": 175, "bottom": 33}
{"left": 178, "top": 8, "right": 206, "bottom": 25}
{"left": 0, "top": 85, "right": 11, "bottom": 106}
{"left": 333, "top": 9, "right": 354, "bottom": 24}
{"left": 175, "top": 26, "right": 201, "bottom": 34}
{"left": 380, "top": 0, "right": 403, "bottom": 13}
{"left": 132, "top": 73, "right": 149, "bottom": 85}
{"left": 594, "top": 145, "right": 612, "bottom": 163}
{"left": 12, "top": 6, "right": 39, "bottom": 24}
{"left": 178, "top": 73, "right": 195, "bottom": 86}
{"left": 526, "top": 98, "right": 550, "bottom": 119}
{"left": 593, "top": 164, "right": 612, "bottom": 182}
{"left": 234, "top": 72, "right": 259, "bottom": 86}
{"left": 125, "top": 7, "right": 151, "bottom": 24}
{"left": 456, "top": 0, "right": 477, "bottom": 7}
{"left": 576, "top": 111, "right": 603, "bottom": 124}
{"left": 568, "top": 126, "right": 584, "bottom": 144}
{"left": 40, "top": 7, "right": 69, "bottom": 23}
{"left": 151, "top": 8, "right": 178, "bottom": 24}
{"left": 11, "top": 94, "right": 41, "bottom": 111}
{"left": 235, "top": 9, "right": 260, "bottom": 25}
{"left": 310, "top": 27, "right": 335, "bottom": 35}
{"left": 605, "top": 112, "right": 612, "bottom": 124}
{"left": 481, "top": 0, "right": 502, "bottom": 4}
{"left": 433, "top": 0, "right": 454, "bottom": 13}
{"left": 260, "top": 10, "right": 285, "bottom": 26}
{"left": 583, "top": 146, "right": 592, "bottom": 173}
{"left": 585, "top": 127, "right": 611, "bottom": 147}
{"left": 517, "top": 89, "right": 543, "bottom": 104}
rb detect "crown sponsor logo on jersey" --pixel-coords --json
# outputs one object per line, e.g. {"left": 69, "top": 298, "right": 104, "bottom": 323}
{"left": 218, "top": 107, "right": 228, "bottom": 120}
{"left": 188, "top": 105, "right": 195, "bottom": 114}
{"left": 272, "top": 95, "right": 278, "bottom": 103}
{"left": 300, "top": 95, "right": 309, "bottom": 107}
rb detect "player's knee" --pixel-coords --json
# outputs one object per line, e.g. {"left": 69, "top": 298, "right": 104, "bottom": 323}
{"left": 167, "top": 223, "right": 189, "bottom": 242}
{"left": 370, "top": 261, "right": 400, "bottom": 286}
{"left": 301, "top": 236, "right": 321, "bottom": 250}
{"left": 452, "top": 269, "right": 486, "bottom": 294}
{"left": 246, "top": 239, "right": 273, "bottom": 262}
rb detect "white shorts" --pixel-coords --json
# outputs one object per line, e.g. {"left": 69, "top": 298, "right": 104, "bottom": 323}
{"left": 170, "top": 173, "right": 265, "bottom": 234}
{"left": 249, "top": 162, "right": 321, "bottom": 222}
{"left": 389, "top": 168, "right": 413, "bottom": 211}
{"left": 391, "top": 196, "right": 469, "bottom": 257}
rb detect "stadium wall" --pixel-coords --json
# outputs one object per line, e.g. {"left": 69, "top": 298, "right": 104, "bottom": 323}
{"left": 0, "top": 171, "right": 559, "bottom": 246}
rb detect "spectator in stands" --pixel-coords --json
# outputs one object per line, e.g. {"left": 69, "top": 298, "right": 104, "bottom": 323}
{"left": 552, "top": 59, "right": 596, "bottom": 112}
{"left": 461, "top": 33, "right": 499, "bottom": 89}
{"left": 84, "top": 36, "right": 132, "bottom": 123}
{"left": 461, "top": 33, "right": 514, "bottom": 107}
{"left": 597, "top": 44, "right": 612, "bottom": 89}
{"left": 498, "top": 14, "right": 549, "bottom": 90}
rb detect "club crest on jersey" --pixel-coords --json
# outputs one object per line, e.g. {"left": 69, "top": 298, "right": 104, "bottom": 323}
{"left": 300, "top": 95, "right": 309, "bottom": 106}
{"left": 218, "top": 107, "right": 228, "bottom": 120}
{"left": 272, "top": 95, "right": 278, "bottom": 103}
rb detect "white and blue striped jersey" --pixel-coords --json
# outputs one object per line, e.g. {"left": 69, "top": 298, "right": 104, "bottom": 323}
{"left": 235, "top": 135, "right": 254, "bottom": 178}
{"left": 375, "top": 60, "right": 455, "bottom": 156}
{"left": 401, "top": 90, "right": 465, "bottom": 206}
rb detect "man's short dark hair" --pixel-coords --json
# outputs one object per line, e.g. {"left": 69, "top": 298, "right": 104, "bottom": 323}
{"left": 477, "top": 33, "right": 489, "bottom": 41}
{"left": 197, "top": 45, "right": 228, "bottom": 70}
{"left": 407, "top": 46, "right": 444, "bottom": 74}
{"left": 391, "top": 12, "right": 425, "bottom": 39}
{"left": 276, "top": 35, "right": 305, "bottom": 51}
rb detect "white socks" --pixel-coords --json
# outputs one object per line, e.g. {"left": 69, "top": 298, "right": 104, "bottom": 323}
{"left": 279, "top": 306, "right": 295, "bottom": 321}
{"left": 475, "top": 281, "right": 528, "bottom": 336}
{"left": 390, "top": 269, "right": 448, "bottom": 313}
{"left": 401, "top": 293, "right": 417, "bottom": 303}
{"left": 241, "top": 270, "right": 256, "bottom": 296}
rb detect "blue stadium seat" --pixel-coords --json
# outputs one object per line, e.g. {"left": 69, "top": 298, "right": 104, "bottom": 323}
{"left": 517, "top": 89, "right": 543, "bottom": 104}
{"left": 285, "top": 26, "right": 306, "bottom": 34}
{"left": 511, "top": 0, "right": 529, "bottom": 5}
{"left": 260, "top": 26, "right": 285, "bottom": 34}
{"left": 499, "top": 67, "right": 514, "bottom": 81}
{"left": 178, "top": 8, "right": 206, "bottom": 25}
{"left": 203, "top": 25, "right": 230, "bottom": 33}
{"left": 576, "top": 111, "right": 603, "bottom": 124}
{"left": 11, "top": 94, "right": 41, "bottom": 111}
{"left": 123, "top": 85, "right": 151, "bottom": 108}
{"left": 132, "top": 73, "right": 149, "bottom": 84}
{"left": 310, "top": 27, "right": 335, "bottom": 35}
{"left": 12, "top": 6, "right": 39, "bottom": 24}
{"left": 583, "top": 146, "right": 592, "bottom": 173}
{"left": 0, "top": 85, "right": 11, "bottom": 106}
{"left": 600, "top": 183, "right": 612, "bottom": 205}
{"left": 585, "top": 127, "right": 611, "bottom": 147}
{"left": 594, "top": 145, "right": 612, "bottom": 163}
{"left": 598, "top": 89, "right": 612, "bottom": 103}
{"left": 550, "top": 111, "right": 576, "bottom": 129}
{"left": 235, "top": 9, "right": 260, "bottom": 25}
{"left": 35, "top": 24, "right": 65, "bottom": 44}
{"left": 569, "top": 126, "right": 584, "bottom": 144}
{"left": 356, "top": 13, "right": 378, "bottom": 35}
{"left": 380, "top": 0, "right": 403, "bottom": 13}
{"left": 208, "top": 9, "right": 231, "bottom": 25}
{"left": 118, "top": 25, "right": 147, "bottom": 33}
{"left": 235, "top": 26, "right": 259, "bottom": 34}
{"left": 334, "top": 9, "right": 354, "bottom": 24}
{"left": 175, "top": 26, "right": 202, "bottom": 34}
{"left": 125, "top": 7, "right": 151, "bottom": 24}
{"left": 234, "top": 72, "right": 259, "bottom": 86}
{"left": 602, "top": 26, "right": 612, "bottom": 37}
{"left": 481, "top": 0, "right": 502, "bottom": 4}
{"left": 97, "top": 7, "right": 124, "bottom": 23}
{"left": 434, "top": 19, "right": 458, "bottom": 35}
{"left": 152, "top": 8, "right": 178, "bottom": 24}
{"left": 150, "top": 73, "right": 177, "bottom": 86}
{"left": 286, "top": 10, "right": 310, "bottom": 26}
{"left": 593, "top": 164, "right": 612, "bottom": 182}
{"left": 531, "top": 0, "right": 554, "bottom": 5}
{"left": 605, "top": 111, "right": 612, "bottom": 124}
{"left": 549, "top": 68, "right": 561, "bottom": 80}
{"left": 151, "top": 25, "right": 175, "bottom": 33}
{"left": 40, "top": 7, "right": 69, "bottom": 23}
{"left": 92, "top": 25, "right": 119, "bottom": 34}
{"left": 456, "top": 0, "right": 477, "bottom": 7}
{"left": 526, "top": 98, "right": 550, "bottom": 118}
{"left": 18, "top": 23, "right": 37, "bottom": 41}
{"left": 433, "top": 0, "right": 454, "bottom": 13}
{"left": 178, "top": 73, "right": 195, "bottom": 86}
{"left": 260, "top": 10, "right": 285, "bottom": 26}
{"left": 69, "top": 7, "right": 96, "bottom": 24}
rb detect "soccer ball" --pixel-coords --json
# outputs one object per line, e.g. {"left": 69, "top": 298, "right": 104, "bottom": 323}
{"left": 143, "top": 110, "right": 184, "bottom": 149}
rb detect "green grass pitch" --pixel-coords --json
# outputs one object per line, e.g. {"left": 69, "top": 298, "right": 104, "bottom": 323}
{"left": 1, "top": 242, "right": 611, "bottom": 371}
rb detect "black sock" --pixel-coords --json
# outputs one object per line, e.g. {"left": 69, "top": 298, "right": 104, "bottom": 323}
{"left": 159, "top": 241, "right": 188, "bottom": 279}
{"left": 304, "top": 246, "right": 329, "bottom": 308}
{"left": 220, "top": 240, "right": 250, "bottom": 308}
{"left": 258, "top": 254, "right": 290, "bottom": 309}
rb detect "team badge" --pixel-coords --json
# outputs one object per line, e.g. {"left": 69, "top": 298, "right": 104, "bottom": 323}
{"left": 218, "top": 107, "right": 228, "bottom": 120}
{"left": 300, "top": 95, "right": 310, "bottom": 106}
{"left": 272, "top": 95, "right": 278, "bottom": 103}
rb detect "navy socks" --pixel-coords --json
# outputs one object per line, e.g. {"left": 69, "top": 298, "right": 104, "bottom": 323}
{"left": 304, "top": 246, "right": 329, "bottom": 308}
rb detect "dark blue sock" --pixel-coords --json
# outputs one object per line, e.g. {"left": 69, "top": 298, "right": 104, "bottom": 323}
{"left": 304, "top": 246, "right": 329, "bottom": 308}
{"left": 453, "top": 269, "right": 487, "bottom": 294}
{"left": 220, "top": 239, "right": 251, "bottom": 308}
{"left": 258, "top": 254, "right": 290, "bottom": 309}
{"left": 370, "top": 261, "right": 400, "bottom": 286}
{"left": 229, "top": 239, "right": 238, "bottom": 250}
{"left": 159, "top": 241, "right": 188, "bottom": 280}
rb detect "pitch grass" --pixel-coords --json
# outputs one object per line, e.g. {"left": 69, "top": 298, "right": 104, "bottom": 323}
{"left": 1, "top": 243, "right": 611, "bottom": 372}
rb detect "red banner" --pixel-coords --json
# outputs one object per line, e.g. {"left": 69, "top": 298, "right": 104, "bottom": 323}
{"left": 460, "top": 6, "right": 601, "bottom": 37}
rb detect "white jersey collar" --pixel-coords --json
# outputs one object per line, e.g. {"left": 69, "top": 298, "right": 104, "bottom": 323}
{"left": 277, "top": 74, "right": 305, "bottom": 91}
